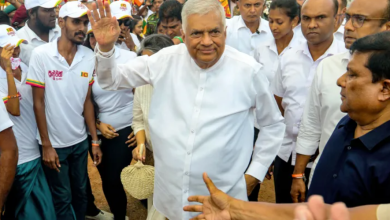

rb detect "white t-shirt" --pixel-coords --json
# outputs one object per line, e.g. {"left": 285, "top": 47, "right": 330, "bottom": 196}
{"left": 0, "top": 64, "right": 40, "bottom": 165}
{"left": 93, "top": 48, "right": 137, "bottom": 134}
{"left": 27, "top": 41, "right": 95, "bottom": 148}
{"left": 0, "top": 98, "right": 13, "bottom": 133}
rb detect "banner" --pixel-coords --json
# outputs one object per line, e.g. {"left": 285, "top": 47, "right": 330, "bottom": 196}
{"left": 220, "top": 0, "right": 231, "bottom": 18}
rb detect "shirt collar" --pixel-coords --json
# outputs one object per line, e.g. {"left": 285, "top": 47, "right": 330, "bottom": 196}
{"left": 48, "top": 39, "right": 85, "bottom": 65}
{"left": 24, "top": 21, "right": 61, "bottom": 42}
{"left": 238, "top": 16, "right": 269, "bottom": 34}
{"left": 299, "top": 37, "right": 342, "bottom": 60}
{"left": 265, "top": 32, "right": 304, "bottom": 56}
{"left": 338, "top": 116, "right": 390, "bottom": 151}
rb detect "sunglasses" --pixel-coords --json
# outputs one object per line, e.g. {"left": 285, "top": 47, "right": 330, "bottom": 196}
{"left": 118, "top": 19, "right": 132, "bottom": 27}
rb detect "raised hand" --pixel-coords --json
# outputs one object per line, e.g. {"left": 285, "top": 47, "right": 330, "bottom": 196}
{"left": 87, "top": 0, "right": 121, "bottom": 52}
{"left": 0, "top": 44, "right": 15, "bottom": 71}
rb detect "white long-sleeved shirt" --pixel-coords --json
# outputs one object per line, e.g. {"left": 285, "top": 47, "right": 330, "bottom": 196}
{"left": 272, "top": 38, "right": 347, "bottom": 165}
{"left": 95, "top": 44, "right": 285, "bottom": 220}
{"left": 296, "top": 51, "right": 349, "bottom": 184}
{"left": 226, "top": 16, "right": 273, "bottom": 57}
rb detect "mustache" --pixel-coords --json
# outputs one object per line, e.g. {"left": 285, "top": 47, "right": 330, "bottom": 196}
{"left": 74, "top": 31, "right": 86, "bottom": 38}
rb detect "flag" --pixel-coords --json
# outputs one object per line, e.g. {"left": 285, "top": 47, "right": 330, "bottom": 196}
{"left": 219, "top": 0, "right": 231, "bottom": 18}
{"left": 133, "top": 0, "right": 144, "bottom": 6}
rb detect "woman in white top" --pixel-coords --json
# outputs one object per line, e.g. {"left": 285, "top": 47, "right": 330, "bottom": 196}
{"left": 83, "top": 25, "right": 138, "bottom": 220}
{"left": 0, "top": 25, "right": 56, "bottom": 220}
{"left": 254, "top": 0, "right": 303, "bottom": 84}
{"left": 131, "top": 34, "right": 174, "bottom": 220}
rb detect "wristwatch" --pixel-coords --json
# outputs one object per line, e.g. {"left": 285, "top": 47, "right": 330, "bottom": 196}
{"left": 292, "top": 173, "right": 307, "bottom": 182}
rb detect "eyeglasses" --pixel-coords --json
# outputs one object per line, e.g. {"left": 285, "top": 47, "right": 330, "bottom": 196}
{"left": 345, "top": 14, "right": 388, "bottom": 28}
{"left": 118, "top": 19, "right": 131, "bottom": 27}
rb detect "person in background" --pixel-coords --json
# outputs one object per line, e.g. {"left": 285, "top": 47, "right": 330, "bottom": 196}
{"left": 0, "top": 25, "right": 56, "bottom": 220}
{"left": 0, "top": 101, "right": 18, "bottom": 219}
{"left": 130, "top": 15, "right": 144, "bottom": 48}
{"left": 17, "top": 0, "right": 61, "bottom": 65}
{"left": 183, "top": 173, "right": 390, "bottom": 220}
{"left": 159, "top": 0, "right": 183, "bottom": 44}
{"left": 144, "top": 0, "right": 164, "bottom": 35}
{"left": 272, "top": 0, "right": 346, "bottom": 204}
{"left": 156, "top": 19, "right": 165, "bottom": 34}
{"left": 254, "top": 0, "right": 302, "bottom": 84}
{"left": 11, "top": 5, "right": 27, "bottom": 30}
{"left": 137, "top": 0, "right": 155, "bottom": 21}
{"left": 291, "top": 0, "right": 390, "bottom": 203}
{"left": 131, "top": 33, "right": 174, "bottom": 220}
{"left": 27, "top": 2, "right": 102, "bottom": 220}
{"left": 110, "top": 1, "right": 137, "bottom": 52}
{"left": 226, "top": 0, "right": 272, "bottom": 57}
{"left": 334, "top": 0, "right": 347, "bottom": 42}
{"left": 0, "top": 12, "right": 10, "bottom": 26}
{"left": 4, "top": 5, "right": 17, "bottom": 24}
{"left": 84, "top": 21, "right": 138, "bottom": 220}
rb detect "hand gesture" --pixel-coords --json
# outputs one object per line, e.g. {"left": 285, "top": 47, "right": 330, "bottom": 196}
{"left": 42, "top": 144, "right": 61, "bottom": 172}
{"left": 87, "top": 0, "right": 121, "bottom": 52}
{"left": 183, "top": 173, "right": 234, "bottom": 220}
{"left": 125, "top": 131, "right": 137, "bottom": 147}
{"left": 97, "top": 122, "right": 119, "bottom": 139}
{"left": 132, "top": 143, "right": 146, "bottom": 162}
{"left": 92, "top": 145, "right": 103, "bottom": 166}
{"left": 0, "top": 44, "right": 14, "bottom": 72}
{"left": 291, "top": 178, "right": 307, "bottom": 203}
{"left": 119, "top": 27, "right": 136, "bottom": 51}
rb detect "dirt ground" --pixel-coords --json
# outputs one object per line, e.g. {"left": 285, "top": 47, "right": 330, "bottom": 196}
{"left": 88, "top": 154, "right": 276, "bottom": 220}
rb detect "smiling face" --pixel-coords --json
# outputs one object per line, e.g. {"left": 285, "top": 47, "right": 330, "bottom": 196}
{"left": 343, "top": 0, "right": 389, "bottom": 49}
{"left": 301, "top": 0, "right": 336, "bottom": 45}
{"left": 268, "top": 8, "right": 298, "bottom": 40}
{"left": 182, "top": 11, "right": 226, "bottom": 69}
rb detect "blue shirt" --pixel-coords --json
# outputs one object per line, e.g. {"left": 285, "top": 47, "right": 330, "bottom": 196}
{"left": 308, "top": 116, "right": 390, "bottom": 207}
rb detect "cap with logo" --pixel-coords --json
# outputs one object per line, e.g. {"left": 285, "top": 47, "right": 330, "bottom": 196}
{"left": 0, "top": 25, "right": 28, "bottom": 47}
{"left": 25, "top": 0, "right": 62, "bottom": 10}
{"left": 59, "top": 1, "right": 89, "bottom": 18}
{"left": 110, "top": 1, "right": 133, "bottom": 20}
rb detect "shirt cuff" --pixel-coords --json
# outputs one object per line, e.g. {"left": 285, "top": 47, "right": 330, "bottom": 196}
{"left": 245, "top": 161, "right": 268, "bottom": 182}
{"left": 295, "top": 137, "right": 319, "bottom": 156}
{"left": 95, "top": 44, "right": 115, "bottom": 58}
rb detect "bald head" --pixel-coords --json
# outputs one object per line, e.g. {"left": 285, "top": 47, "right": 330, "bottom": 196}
{"left": 302, "top": 0, "right": 338, "bottom": 16}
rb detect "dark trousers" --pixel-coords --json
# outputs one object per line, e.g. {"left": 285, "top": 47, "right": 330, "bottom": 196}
{"left": 87, "top": 126, "right": 135, "bottom": 220}
{"left": 248, "top": 127, "right": 261, "bottom": 201}
{"left": 274, "top": 155, "right": 311, "bottom": 203}
{"left": 86, "top": 177, "right": 101, "bottom": 217}
{"left": 40, "top": 138, "right": 89, "bottom": 220}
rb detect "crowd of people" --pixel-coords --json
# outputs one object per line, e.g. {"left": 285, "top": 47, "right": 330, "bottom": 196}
{"left": 0, "top": 0, "right": 390, "bottom": 219}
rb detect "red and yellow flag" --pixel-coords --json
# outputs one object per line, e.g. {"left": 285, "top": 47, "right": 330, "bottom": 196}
{"left": 81, "top": 72, "right": 89, "bottom": 78}
{"left": 132, "top": 0, "right": 144, "bottom": 6}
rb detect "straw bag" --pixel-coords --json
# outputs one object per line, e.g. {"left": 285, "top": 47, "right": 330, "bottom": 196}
{"left": 121, "top": 144, "right": 155, "bottom": 200}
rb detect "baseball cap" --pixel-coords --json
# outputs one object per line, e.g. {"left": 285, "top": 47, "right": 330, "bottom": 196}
{"left": 59, "top": 1, "right": 88, "bottom": 18}
{"left": 11, "top": 5, "right": 27, "bottom": 25}
{"left": 25, "top": 0, "right": 62, "bottom": 10}
{"left": 0, "top": 25, "right": 27, "bottom": 47}
{"left": 110, "top": 1, "right": 132, "bottom": 20}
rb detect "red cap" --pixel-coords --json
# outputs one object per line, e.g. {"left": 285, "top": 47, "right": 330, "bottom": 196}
{"left": 11, "top": 5, "right": 27, "bottom": 25}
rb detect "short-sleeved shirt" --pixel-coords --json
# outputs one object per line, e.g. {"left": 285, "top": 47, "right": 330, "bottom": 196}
{"left": 26, "top": 40, "right": 95, "bottom": 148}
{"left": 309, "top": 116, "right": 390, "bottom": 207}
{"left": 145, "top": 13, "right": 159, "bottom": 36}
{"left": 93, "top": 48, "right": 137, "bottom": 134}
{"left": 0, "top": 98, "right": 13, "bottom": 133}
{"left": 0, "top": 64, "right": 40, "bottom": 165}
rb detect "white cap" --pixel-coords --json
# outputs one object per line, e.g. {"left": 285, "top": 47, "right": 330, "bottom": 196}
{"left": 110, "top": 1, "right": 132, "bottom": 19}
{"left": 0, "top": 25, "right": 27, "bottom": 47}
{"left": 59, "top": 1, "right": 88, "bottom": 18}
{"left": 25, "top": 0, "right": 62, "bottom": 10}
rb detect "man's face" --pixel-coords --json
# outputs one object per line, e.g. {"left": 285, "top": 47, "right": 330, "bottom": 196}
{"left": 337, "top": 52, "right": 386, "bottom": 119}
{"left": 153, "top": 0, "right": 164, "bottom": 13}
{"left": 161, "top": 18, "right": 182, "bottom": 39}
{"left": 89, "top": 32, "right": 96, "bottom": 50}
{"left": 344, "top": 0, "right": 389, "bottom": 49}
{"left": 182, "top": 12, "right": 226, "bottom": 69}
{"left": 237, "top": 0, "right": 265, "bottom": 24}
{"left": 36, "top": 7, "right": 57, "bottom": 30}
{"left": 335, "top": 0, "right": 346, "bottom": 30}
{"left": 59, "top": 16, "right": 89, "bottom": 45}
{"left": 301, "top": 0, "right": 336, "bottom": 45}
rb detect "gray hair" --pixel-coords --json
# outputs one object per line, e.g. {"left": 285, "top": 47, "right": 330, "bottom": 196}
{"left": 137, "top": 34, "right": 174, "bottom": 56}
{"left": 181, "top": 0, "right": 226, "bottom": 34}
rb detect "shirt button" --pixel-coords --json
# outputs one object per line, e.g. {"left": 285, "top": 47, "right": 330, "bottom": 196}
{"left": 347, "top": 146, "right": 352, "bottom": 150}
{"left": 333, "top": 174, "right": 338, "bottom": 178}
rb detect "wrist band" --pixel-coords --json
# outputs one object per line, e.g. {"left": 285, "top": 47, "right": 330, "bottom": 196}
{"left": 92, "top": 143, "right": 100, "bottom": 147}
{"left": 292, "top": 173, "right": 307, "bottom": 182}
{"left": 173, "top": 36, "right": 183, "bottom": 43}
{"left": 8, "top": 94, "right": 20, "bottom": 99}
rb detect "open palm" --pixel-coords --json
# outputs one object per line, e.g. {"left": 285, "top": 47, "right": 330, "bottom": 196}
{"left": 184, "top": 173, "right": 234, "bottom": 220}
{"left": 87, "top": 0, "right": 121, "bottom": 52}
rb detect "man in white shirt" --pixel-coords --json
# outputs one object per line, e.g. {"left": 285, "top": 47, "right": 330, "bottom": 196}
{"left": 17, "top": 0, "right": 61, "bottom": 65}
{"left": 0, "top": 101, "right": 18, "bottom": 215}
{"left": 272, "top": 0, "right": 347, "bottom": 204}
{"left": 334, "top": 0, "right": 347, "bottom": 42}
{"left": 26, "top": 2, "right": 102, "bottom": 220}
{"left": 226, "top": 0, "right": 273, "bottom": 57}
{"left": 88, "top": 0, "right": 285, "bottom": 218}
{"left": 291, "top": 0, "right": 390, "bottom": 203}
